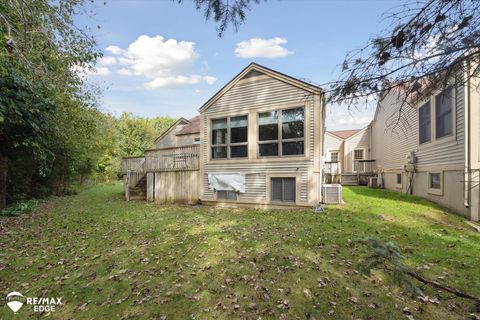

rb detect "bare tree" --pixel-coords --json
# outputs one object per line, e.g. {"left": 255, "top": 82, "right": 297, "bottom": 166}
{"left": 175, "top": 0, "right": 263, "bottom": 37}
{"left": 328, "top": 0, "right": 480, "bottom": 112}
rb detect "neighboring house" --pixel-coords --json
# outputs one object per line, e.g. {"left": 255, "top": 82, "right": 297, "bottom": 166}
{"left": 123, "top": 63, "right": 326, "bottom": 208}
{"left": 324, "top": 128, "right": 371, "bottom": 173}
{"left": 154, "top": 116, "right": 200, "bottom": 149}
{"left": 198, "top": 63, "right": 325, "bottom": 207}
{"left": 370, "top": 74, "right": 480, "bottom": 221}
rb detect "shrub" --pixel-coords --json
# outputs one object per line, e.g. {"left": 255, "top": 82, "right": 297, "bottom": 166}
{"left": 0, "top": 199, "right": 39, "bottom": 217}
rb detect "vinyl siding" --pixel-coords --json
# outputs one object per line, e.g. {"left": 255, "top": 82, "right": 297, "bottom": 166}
{"left": 371, "top": 82, "right": 465, "bottom": 170}
{"left": 155, "top": 123, "right": 188, "bottom": 149}
{"left": 200, "top": 75, "right": 322, "bottom": 205}
{"left": 344, "top": 128, "right": 371, "bottom": 172}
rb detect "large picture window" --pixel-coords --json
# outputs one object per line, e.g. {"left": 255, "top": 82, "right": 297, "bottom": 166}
{"left": 258, "top": 107, "right": 304, "bottom": 157}
{"left": 435, "top": 87, "right": 453, "bottom": 139}
{"left": 211, "top": 115, "right": 248, "bottom": 159}
{"left": 419, "top": 101, "right": 431, "bottom": 144}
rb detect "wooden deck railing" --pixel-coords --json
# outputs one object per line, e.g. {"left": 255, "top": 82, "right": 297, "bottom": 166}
{"left": 122, "top": 156, "right": 145, "bottom": 174}
{"left": 354, "top": 159, "right": 376, "bottom": 173}
{"left": 324, "top": 161, "right": 342, "bottom": 175}
{"left": 144, "top": 144, "right": 199, "bottom": 171}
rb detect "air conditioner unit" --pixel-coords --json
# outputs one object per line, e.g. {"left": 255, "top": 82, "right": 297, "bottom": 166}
{"left": 368, "top": 177, "right": 378, "bottom": 188}
{"left": 323, "top": 184, "right": 343, "bottom": 204}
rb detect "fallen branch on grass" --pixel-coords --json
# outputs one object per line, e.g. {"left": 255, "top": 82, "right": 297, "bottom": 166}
{"left": 357, "top": 237, "right": 480, "bottom": 306}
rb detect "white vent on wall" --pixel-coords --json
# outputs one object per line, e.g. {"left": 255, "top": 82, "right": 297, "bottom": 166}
{"left": 323, "top": 184, "right": 343, "bottom": 204}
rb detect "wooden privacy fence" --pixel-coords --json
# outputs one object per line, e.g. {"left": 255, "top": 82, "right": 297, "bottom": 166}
{"left": 147, "top": 170, "right": 200, "bottom": 204}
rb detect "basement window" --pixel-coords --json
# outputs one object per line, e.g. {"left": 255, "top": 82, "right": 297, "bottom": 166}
{"left": 271, "top": 178, "right": 296, "bottom": 203}
{"left": 428, "top": 172, "right": 443, "bottom": 196}
{"left": 216, "top": 190, "right": 237, "bottom": 201}
{"left": 429, "top": 173, "right": 441, "bottom": 189}
{"left": 396, "top": 173, "right": 402, "bottom": 187}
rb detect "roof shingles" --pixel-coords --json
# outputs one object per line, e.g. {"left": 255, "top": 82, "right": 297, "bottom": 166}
{"left": 176, "top": 116, "right": 200, "bottom": 135}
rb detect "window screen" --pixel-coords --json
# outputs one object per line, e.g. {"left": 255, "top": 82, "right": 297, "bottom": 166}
{"left": 429, "top": 173, "right": 441, "bottom": 189}
{"left": 217, "top": 190, "right": 237, "bottom": 201}
{"left": 435, "top": 87, "right": 453, "bottom": 139}
{"left": 271, "top": 178, "right": 296, "bottom": 202}
{"left": 419, "top": 101, "right": 431, "bottom": 144}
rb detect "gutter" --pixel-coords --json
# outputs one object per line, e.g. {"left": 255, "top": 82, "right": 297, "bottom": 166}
{"left": 464, "top": 59, "right": 471, "bottom": 208}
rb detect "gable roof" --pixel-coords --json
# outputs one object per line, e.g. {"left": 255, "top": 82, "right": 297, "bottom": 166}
{"left": 327, "top": 129, "right": 362, "bottom": 140}
{"left": 176, "top": 115, "right": 200, "bottom": 135}
{"left": 154, "top": 117, "right": 190, "bottom": 143}
{"left": 199, "top": 62, "right": 323, "bottom": 113}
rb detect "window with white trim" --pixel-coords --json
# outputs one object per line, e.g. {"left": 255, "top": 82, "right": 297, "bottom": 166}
{"left": 211, "top": 115, "right": 248, "bottom": 159}
{"left": 354, "top": 149, "right": 364, "bottom": 160}
{"left": 330, "top": 151, "right": 339, "bottom": 162}
{"left": 258, "top": 107, "right": 304, "bottom": 157}
{"left": 435, "top": 86, "right": 453, "bottom": 139}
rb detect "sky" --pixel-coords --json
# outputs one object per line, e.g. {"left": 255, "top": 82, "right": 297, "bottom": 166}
{"left": 77, "top": 0, "right": 402, "bottom": 131}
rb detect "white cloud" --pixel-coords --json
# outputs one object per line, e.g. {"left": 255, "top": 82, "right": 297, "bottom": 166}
{"left": 98, "top": 56, "right": 117, "bottom": 66}
{"left": 326, "top": 103, "right": 375, "bottom": 131}
{"left": 105, "top": 45, "right": 124, "bottom": 55}
{"left": 117, "top": 68, "right": 133, "bottom": 76}
{"left": 95, "top": 67, "right": 111, "bottom": 76}
{"left": 105, "top": 35, "right": 216, "bottom": 88}
{"left": 235, "top": 37, "right": 293, "bottom": 58}
{"left": 146, "top": 75, "right": 216, "bottom": 88}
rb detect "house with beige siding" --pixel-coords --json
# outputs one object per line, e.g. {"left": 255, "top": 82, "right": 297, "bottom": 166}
{"left": 154, "top": 116, "right": 200, "bottom": 149}
{"left": 323, "top": 127, "right": 374, "bottom": 185}
{"left": 123, "top": 63, "right": 326, "bottom": 207}
{"left": 370, "top": 73, "right": 480, "bottom": 221}
{"left": 198, "top": 63, "right": 325, "bottom": 207}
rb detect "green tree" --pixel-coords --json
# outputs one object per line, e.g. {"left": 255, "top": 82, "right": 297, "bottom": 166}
{"left": 0, "top": 0, "right": 101, "bottom": 208}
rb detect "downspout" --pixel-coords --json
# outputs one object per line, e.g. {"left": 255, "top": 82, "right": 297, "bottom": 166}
{"left": 464, "top": 59, "right": 471, "bottom": 208}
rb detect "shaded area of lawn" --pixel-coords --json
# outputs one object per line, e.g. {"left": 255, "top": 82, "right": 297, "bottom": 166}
{"left": 0, "top": 184, "right": 479, "bottom": 319}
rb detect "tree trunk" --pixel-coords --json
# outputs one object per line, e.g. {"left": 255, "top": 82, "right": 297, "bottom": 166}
{"left": 0, "top": 154, "right": 7, "bottom": 210}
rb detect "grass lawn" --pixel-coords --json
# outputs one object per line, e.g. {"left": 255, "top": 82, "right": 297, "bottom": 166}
{"left": 1, "top": 183, "right": 479, "bottom": 319}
